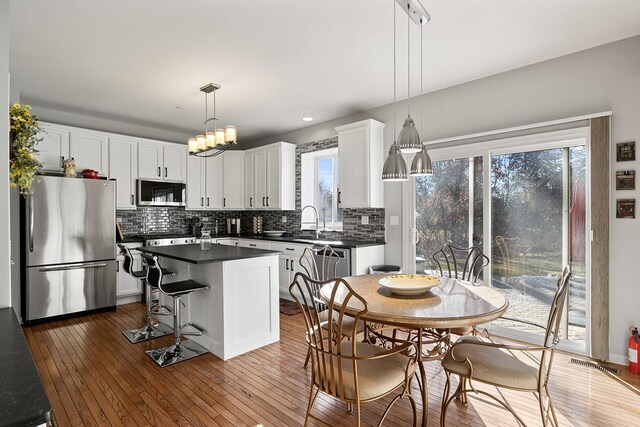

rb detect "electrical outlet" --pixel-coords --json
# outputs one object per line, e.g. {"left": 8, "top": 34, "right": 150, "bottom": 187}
{"left": 390, "top": 216, "right": 399, "bottom": 226}
{"left": 282, "top": 216, "right": 287, "bottom": 223}
{"left": 361, "top": 215, "right": 369, "bottom": 225}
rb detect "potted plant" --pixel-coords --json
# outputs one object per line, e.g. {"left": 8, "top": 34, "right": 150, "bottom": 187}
{"left": 9, "top": 103, "right": 42, "bottom": 195}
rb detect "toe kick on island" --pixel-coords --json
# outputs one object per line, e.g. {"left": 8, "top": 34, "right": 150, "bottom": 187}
{"left": 138, "top": 244, "right": 281, "bottom": 360}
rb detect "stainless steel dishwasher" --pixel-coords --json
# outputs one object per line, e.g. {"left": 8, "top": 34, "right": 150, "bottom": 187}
{"left": 312, "top": 245, "right": 351, "bottom": 277}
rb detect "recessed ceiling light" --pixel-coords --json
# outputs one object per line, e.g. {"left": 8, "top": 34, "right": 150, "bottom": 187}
{"left": 302, "top": 117, "right": 313, "bottom": 122}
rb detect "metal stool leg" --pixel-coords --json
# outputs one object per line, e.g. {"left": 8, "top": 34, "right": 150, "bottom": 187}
{"left": 146, "top": 295, "right": 208, "bottom": 367}
{"left": 122, "top": 280, "right": 173, "bottom": 343}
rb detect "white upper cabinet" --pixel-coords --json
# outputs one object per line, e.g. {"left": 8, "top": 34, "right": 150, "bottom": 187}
{"left": 36, "top": 123, "right": 69, "bottom": 172}
{"left": 108, "top": 137, "right": 137, "bottom": 210}
{"left": 253, "top": 148, "right": 267, "bottom": 208}
{"left": 138, "top": 142, "right": 163, "bottom": 179}
{"left": 138, "top": 141, "right": 186, "bottom": 182}
{"left": 245, "top": 142, "right": 295, "bottom": 210}
{"left": 36, "top": 123, "right": 108, "bottom": 175}
{"left": 69, "top": 131, "right": 109, "bottom": 175}
{"left": 244, "top": 151, "right": 255, "bottom": 208}
{"left": 222, "top": 151, "right": 245, "bottom": 210}
{"left": 336, "top": 119, "right": 385, "bottom": 208}
{"left": 186, "top": 155, "right": 205, "bottom": 210}
{"left": 163, "top": 145, "right": 187, "bottom": 181}
{"left": 205, "top": 155, "right": 223, "bottom": 209}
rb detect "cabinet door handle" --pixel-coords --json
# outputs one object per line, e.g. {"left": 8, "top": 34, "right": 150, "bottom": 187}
{"left": 164, "top": 167, "right": 168, "bottom": 178}
{"left": 116, "top": 260, "right": 119, "bottom": 272}
{"left": 286, "top": 248, "right": 295, "bottom": 251}
{"left": 223, "top": 197, "right": 226, "bottom": 207}
{"left": 266, "top": 196, "right": 269, "bottom": 206}
{"left": 250, "top": 197, "right": 253, "bottom": 207}
{"left": 207, "top": 197, "right": 210, "bottom": 207}
{"left": 61, "top": 156, "right": 65, "bottom": 168}
{"left": 201, "top": 197, "right": 204, "bottom": 207}
{"left": 131, "top": 194, "right": 134, "bottom": 205}
{"left": 262, "top": 197, "right": 265, "bottom": 207}
{"left": 157, "top": 166, "right": 161, "bottom": 177}
{"left": 249, "top": 244, "right": 256, "bottom": 247}
{"left": 285, "top": 259, "right": 289, "bottom": 270}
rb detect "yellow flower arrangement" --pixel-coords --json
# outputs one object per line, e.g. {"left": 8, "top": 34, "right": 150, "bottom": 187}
{"left": 9, "top": 103, "right": 43, "bottom": 195}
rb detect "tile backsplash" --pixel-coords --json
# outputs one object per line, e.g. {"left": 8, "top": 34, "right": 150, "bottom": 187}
{"left": 118, "top": 136, "right": 385, "bottom": 242}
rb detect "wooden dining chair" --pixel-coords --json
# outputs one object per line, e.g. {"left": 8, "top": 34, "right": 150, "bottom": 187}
{"left": 289, "top": 272, "right": 418, "bottom": 427}
{"left": 440, "top": 266, "right": 572, "bottom": 427}
{"left": 298, "top": 245, "right": 365, "bottom": 368}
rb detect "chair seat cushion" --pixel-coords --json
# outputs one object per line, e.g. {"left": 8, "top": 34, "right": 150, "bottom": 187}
{"left": 161, "top": 279, "right": 208, "bottom": 296}
{"left": 318, "top": 310, "right": 365, "bottom": 336}
{"left": 442, "top": 336, "right": 545, "bottom": 390}
{"left": 313, "top": 341, "right": 415, "bottom": 401}
{"left": 131, "top": 270, "right": 145, "bottom": 278}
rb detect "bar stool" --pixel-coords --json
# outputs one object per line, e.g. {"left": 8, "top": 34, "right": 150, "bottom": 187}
{"left": 140, "top": 253, "right": 210, "bottom": 367}
{"left": 118, "top": 244, "right": 173, "bottom": 343}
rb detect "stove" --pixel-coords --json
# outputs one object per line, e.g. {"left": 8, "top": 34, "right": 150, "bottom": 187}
{"left": 135, "top": 234, "right": 197, "bottom": 247}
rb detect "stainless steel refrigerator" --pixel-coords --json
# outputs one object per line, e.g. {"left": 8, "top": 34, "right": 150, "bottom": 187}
{"left": 22, "top": 176, "right": 117, "bottom": 323}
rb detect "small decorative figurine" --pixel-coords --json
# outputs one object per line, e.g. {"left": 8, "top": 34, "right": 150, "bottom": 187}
{"left": 63, "top": 158, "right": 76, "bottom": 177}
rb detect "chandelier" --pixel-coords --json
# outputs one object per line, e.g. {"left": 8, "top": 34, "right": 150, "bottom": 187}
{"left": 188, "top": 83, "right": 237, "bottom": 157}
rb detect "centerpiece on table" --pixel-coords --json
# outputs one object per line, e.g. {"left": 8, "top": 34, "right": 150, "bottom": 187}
{"left": 9, "top": 103, "right": 43, "bottom": 195}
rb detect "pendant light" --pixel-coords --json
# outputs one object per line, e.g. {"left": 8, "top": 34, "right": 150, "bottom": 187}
{"left": 382, "top": 0, "right": 432, "bottom": 181}
{"left": 382, "top": 0, "right": 408, "bottom": 181}
{"left": 397, "top": 12, "right": 422, "bottom": 154}
{"left": 410, "top": 24, "right": 433, "bottom": 176}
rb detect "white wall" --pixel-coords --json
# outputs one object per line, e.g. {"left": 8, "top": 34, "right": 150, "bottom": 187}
{"left": 0, "top": 0, "right": 11, "bottom": 308}
{"left": 246, "top": 35, "right": 640, "bottom": 363}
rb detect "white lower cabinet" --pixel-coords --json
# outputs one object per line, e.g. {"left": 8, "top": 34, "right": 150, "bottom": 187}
{"left": 237, "top": 239, "right": 271, "bottom": 250}
{"left": 116, "top": 244, "right": 144, "bottom": 300}
{"left": 270, "top": 242, "right": 307, "bottom": 299}
{"left": 216, "top": 238, "right": 238, "bottom": 246}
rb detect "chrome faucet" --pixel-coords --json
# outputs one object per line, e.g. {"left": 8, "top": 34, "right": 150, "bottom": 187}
{"left": 301, "top": 205, "right": 321, "bottom": 239}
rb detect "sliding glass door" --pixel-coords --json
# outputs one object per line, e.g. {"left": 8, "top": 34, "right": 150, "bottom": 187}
{"left": 408, "top": 128, "right": 589, "bottom": 352}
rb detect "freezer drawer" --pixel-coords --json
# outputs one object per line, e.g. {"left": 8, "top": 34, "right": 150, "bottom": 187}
{"left": 25, "top": 261, "right": 116, "bottom": 321}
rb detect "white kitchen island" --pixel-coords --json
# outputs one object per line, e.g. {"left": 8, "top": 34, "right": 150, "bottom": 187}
{"left": 138, "top": 244, "right": 280, "bottom": 361}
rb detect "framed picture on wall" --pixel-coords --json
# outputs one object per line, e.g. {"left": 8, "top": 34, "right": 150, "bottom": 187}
{"left": 616, "top": 170, "right": 635, "bottom": 190}
{"left": 616, "top": 199, "right": 636, "bottom": 219}
{"left": 616, "top": 141, "right": 635, "bottom": 162}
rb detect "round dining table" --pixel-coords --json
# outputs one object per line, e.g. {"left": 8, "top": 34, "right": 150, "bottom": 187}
{"left": 319, "top": 274, "right": 509, "bottom": 427}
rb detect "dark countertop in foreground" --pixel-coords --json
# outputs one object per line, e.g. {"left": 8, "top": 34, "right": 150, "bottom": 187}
{"left": 139, "top": 243, "right": 281, "bottom": 264}
{"left": 0, "top": 308, "right": 52, "bottom": 427}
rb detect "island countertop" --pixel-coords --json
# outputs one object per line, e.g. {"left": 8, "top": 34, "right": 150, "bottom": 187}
{"left": 138, "top": 243, "right": 281, "bottom": 264}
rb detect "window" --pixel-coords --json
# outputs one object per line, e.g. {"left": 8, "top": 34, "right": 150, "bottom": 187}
{"left": 407, "top": 127, "right": 590, "bottom": 353}
{"left": 301, "top": 148, "right": 342, "bottom": 231}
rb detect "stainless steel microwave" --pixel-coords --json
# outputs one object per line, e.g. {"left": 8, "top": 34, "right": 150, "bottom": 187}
{"left": 137, "top": 179, "right": 186, "bottom": 207}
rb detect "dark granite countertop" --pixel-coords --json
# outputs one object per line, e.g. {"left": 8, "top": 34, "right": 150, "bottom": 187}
{"left": 117, "top": 236, "right": 145, "bottom": 243}
{"left": 0, "top": 308, "right": 52, "bottom": 427}
{"left": 211, "top": 234, "right": 385, "bottom": 249}
{"left": 138, "top": 244, "right": 281, "bottom": 264}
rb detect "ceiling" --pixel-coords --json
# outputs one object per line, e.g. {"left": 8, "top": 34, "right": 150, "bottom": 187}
{"left": 9, "top": 0, "right": 640, "bottom": 143}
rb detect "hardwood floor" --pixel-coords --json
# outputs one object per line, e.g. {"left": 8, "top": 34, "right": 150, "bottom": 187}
{"left": 24, "top": 302, "right": 640, "bottom": 426}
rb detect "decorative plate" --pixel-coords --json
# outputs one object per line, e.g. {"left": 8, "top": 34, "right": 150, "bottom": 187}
{"left": 378, "top": 274, "right": 442, "bottom": 296}
{"left": 263, "top": 230, "right": 285, "bottom": 237}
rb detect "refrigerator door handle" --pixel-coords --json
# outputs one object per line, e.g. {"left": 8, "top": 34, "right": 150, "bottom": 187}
{"left": 28, "top": 195, "right": 34, "bottom": 252}
{"left": 38, "top": 262, "right": 108, "bottom": 273}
